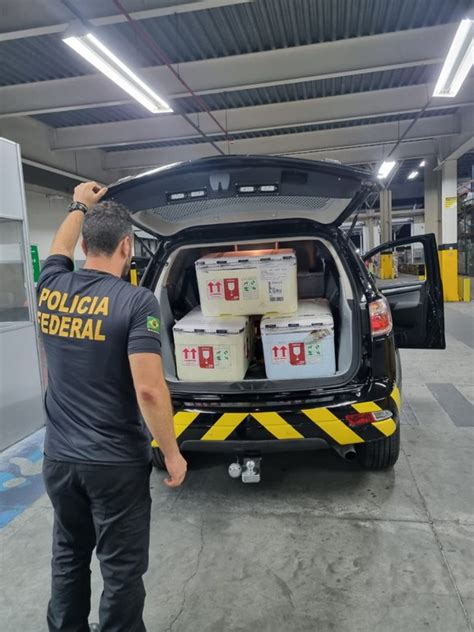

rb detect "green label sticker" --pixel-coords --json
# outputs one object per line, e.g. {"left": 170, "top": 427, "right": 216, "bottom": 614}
{"left": 242, "top": 277, "right": 258, "bottom": 299}
{"left": 306, "top": 342, "right": 321, "bottom": 363}
{"left": 215, "top": 346, "right": 231, "bottom": 367}
{"left": 147, "top": 316, "right": 160, "bottom": 333}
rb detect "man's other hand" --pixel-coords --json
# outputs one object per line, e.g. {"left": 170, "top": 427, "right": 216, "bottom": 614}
{"left": 74, "top": 182, "right": 108, "bottom": 209}
{"left": 164, "top": 452, "right": 188, "bottom": 488}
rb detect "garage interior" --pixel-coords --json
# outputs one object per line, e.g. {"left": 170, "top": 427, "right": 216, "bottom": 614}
{"left": 0, "top": 1, "right": 473, "bottom": 631}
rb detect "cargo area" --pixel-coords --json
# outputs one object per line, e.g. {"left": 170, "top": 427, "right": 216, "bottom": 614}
{"left": 155, "top": 236, "right": 360, "bottom": 394}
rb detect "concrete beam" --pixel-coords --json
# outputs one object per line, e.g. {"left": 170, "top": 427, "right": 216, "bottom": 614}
{"left": 430, "top": 106, "right": 474, "bottom": 171}
{"left": 117, "top": 140, "right": 441, "bottom": 174}
{"left": 442, "top": 135, "right": 474, "bottom": 161}
{"left": 297, "top": 141, "right": 441, "bottom": 169}
{"left": 0, "top": 117, "right": 116, "bottom": 183}
{"left": 437, "top": 107, "right": 474, "bottom": 164}
{"left": 104, "top": 115, "right": 459, "bottom": 170}
{"left": 50, "top": 82, "right": 474, "bottom": 151}
{"left": 0, "top": 0, "right": 253, "bottom": 41}
{"left": 0, "top": 25, "right": 456, "bottom": 118}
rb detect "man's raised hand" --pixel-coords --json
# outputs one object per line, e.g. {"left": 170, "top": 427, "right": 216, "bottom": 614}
{"left": 74, "top": 182, "right": 108, "bottom": 209}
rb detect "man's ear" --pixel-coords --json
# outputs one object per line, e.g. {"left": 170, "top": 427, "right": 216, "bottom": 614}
{"left": 81, "top": 239, "right": 88, "bottom": 256}
{"left": 120, "top": 235, "right": 131, "bottom": 257}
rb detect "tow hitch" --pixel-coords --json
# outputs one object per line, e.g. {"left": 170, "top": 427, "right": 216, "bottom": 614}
{"left": 228, "top": 457, "right": 262, "bottom": 483}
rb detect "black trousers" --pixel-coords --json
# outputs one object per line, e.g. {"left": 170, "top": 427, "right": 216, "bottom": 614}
{"left": 43, "top": 457, "right": 152, "bottom": 632}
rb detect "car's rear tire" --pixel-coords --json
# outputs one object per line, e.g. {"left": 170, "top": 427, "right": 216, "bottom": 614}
{"left": 356, "top": 424, "right": 400, "bottom": 470}
{"left": 152, "top": 447, "right": 166, "bottom": 470}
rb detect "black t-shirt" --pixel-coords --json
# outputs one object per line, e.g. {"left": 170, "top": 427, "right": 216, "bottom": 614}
{"left": 37, "top": 255, "right": 161, "bottom": 465}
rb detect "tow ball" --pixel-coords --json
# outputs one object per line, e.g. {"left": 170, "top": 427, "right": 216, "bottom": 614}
{"left": 228, "top": 457, "right": 262, "bottom": 483}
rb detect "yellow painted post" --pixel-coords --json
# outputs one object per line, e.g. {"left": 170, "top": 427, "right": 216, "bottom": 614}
{"left": 438, "top": 247, "right": 459, "bottom": 301}
{"left": 458, "top": 276, "right": 471, "bottom": 302}
{"left": 129, "top": 263, "right": 138, "bottom": 286}
{"left": 379, "top": 253, "right": 394, "bottom": 279}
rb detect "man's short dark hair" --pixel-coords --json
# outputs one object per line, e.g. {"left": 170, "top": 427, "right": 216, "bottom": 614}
{"left": 82, "top": 201, "right": 133, "bottom": 256}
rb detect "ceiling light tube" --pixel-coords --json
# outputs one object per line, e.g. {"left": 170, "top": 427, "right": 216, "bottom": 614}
{"left": 419, "top": 160, "right": 426, "bottom": 167}
{"left": 377, "top": 160, "right": 397, "bottom": 179}
{"left": 407, "top": 170, "right": 419, "bottom": 180}
{"left": 63, "top": 33, "right": 172, "bottom": 113}
{"left": 433, "top": 19, "right": 474, "bottom": 97}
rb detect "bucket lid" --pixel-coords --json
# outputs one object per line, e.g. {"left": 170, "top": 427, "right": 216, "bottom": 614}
{"left": 262, "top": 299, "right": 333, "bottom": 330}
{"left": 174, "top": 307, "right": 248, "bottom": 334}
{"left": 196, "top": 248, "right": 296, "bottom": 267}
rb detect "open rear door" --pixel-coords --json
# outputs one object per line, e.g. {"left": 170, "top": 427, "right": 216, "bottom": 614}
{"left": 105, "top": 155, "right": 375, "bottom": 237}
{"left": 363, "top": 234, "right": 445, "bottom": 349}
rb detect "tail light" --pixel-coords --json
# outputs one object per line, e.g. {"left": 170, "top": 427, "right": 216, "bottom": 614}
{"left": 345, "top": 410, "right": 393, "bottom": 427}
{"left": 369, "top": 296, "right": 393, "bottom": 337}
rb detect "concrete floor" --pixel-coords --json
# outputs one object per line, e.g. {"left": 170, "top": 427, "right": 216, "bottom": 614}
{"left": 1, "top": 302, "right": 473, "bottom": 632}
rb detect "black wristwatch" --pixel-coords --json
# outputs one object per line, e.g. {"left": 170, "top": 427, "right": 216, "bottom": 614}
{"left": 67, "top": 201, "right": 89, "bottom": 214}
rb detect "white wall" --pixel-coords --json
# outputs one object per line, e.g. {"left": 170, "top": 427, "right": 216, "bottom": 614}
{"left": 25, "top": 185, "right": 85, "bottom": 263}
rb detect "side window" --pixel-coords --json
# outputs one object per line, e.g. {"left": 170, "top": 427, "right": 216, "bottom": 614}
{"left": 363, "top": 235, "right": 445, "bottom": 349}
{"left": 365, "top": 242, "right": 426, "bottom": 288}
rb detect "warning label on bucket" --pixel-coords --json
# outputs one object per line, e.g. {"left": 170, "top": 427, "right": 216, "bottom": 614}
{"left": 270, "top": 342, "right": 310, "bottom": 365}
{"left": 206, "top": 280, "right": 223, "bottom": 299}
{"left": 198, "top": 346, "right": 214, "bottom": 369}
{"left": 289, "top": 342, "right": 306, "bottom": 365}
{"left": 224, "top": 278, "right": 240, "bottom": 301}
{"left": 271, "top": 344, "right": 288, "bottom": 363}
{"left": 180, "top": 346, "right": 198, "bottom": 366}
{"left": 179, "top": 345, "right": 232, "bottom": 369}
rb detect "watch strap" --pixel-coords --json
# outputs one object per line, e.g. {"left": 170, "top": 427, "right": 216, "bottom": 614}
{"left": 67, "top": 201, "right": 88, "bottom": 214}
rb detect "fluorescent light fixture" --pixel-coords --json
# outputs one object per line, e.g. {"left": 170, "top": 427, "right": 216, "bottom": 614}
{"left": 190, "top": 190, "right": 206, "bottom": 198}
{"left": 433, "top": 19, "right": 474, "bottom": 97}
{"left": 377, "top": 161, "right": 397, "bottom": 179}
{"left": 63, "top": 33, "right": 172, "bottom": 113}
{"left": 419, "top": 160, "right": 426, "bottom": 167}
{"left": 407, "top": 170, "right": 419, "bottom": 180}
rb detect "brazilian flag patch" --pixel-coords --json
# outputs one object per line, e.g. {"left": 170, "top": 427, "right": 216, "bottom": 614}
{"left": 147, "top": 316, "right": 160, "bottom": 333}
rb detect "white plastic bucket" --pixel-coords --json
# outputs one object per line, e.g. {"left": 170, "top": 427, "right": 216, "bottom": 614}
{"left": 261, "top": 299, "right": 336, "bottom": 380}
{"left": 173, "top": 307, "right": 252, "bottom": 382}
{"left": 195, "top": 249, "right": 297, "bottom": 316}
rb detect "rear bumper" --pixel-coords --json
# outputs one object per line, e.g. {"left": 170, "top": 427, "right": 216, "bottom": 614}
{"left": 153, "top": 383, "right": 401, "bottom": 453}
{"left": 179, "top": 438, "right": 330, "bottom": 454}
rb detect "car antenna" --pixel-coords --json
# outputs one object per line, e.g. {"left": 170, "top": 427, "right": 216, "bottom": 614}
{"left": 345, "top": 212, "right": 359, "bottom": 245}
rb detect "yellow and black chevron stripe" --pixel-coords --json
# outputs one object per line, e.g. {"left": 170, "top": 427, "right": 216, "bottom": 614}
{"left": 152, "top": 386, "right": 401, "bottom": 448}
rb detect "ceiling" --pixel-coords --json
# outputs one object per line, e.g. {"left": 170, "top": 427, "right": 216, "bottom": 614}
{"left": 0, "top": 0, "right": 472, "bottom": 186}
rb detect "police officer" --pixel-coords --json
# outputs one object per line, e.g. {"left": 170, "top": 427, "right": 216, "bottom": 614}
{"left": 38, "top": 182, "right": 187, "bottom": 631}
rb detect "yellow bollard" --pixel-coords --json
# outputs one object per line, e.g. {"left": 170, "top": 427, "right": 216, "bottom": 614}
{"left": 438, "top": 247, "right": 459, "bottom": 301}
{"left": 379, "top": 253, "right": 394, "bottom": 280}
{"left": 458, "top": 276, "right": 471, "bottom": 302}
{"left": 129, "top": 263, "right": 138, "bottom": 286}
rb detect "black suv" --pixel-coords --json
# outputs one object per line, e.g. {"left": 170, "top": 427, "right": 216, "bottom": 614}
{"left": 108, "top": 156, "right": 445, "bottom": 472}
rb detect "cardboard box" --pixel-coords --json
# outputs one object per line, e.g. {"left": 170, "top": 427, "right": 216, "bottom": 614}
{"left": 195, "top": 249, "right": 297, "bottom": 316}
